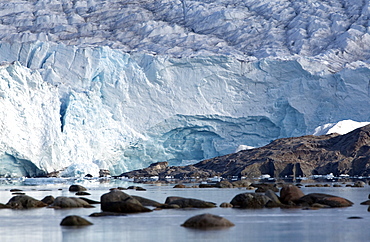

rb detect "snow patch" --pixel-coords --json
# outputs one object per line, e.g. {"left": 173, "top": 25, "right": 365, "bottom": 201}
{"left": 313, "top": 120, "right": 370, "bottom": 135}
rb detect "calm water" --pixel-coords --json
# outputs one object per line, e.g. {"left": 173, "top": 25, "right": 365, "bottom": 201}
{"left": 0, "top": 179, "right": 369, "bottom": 242}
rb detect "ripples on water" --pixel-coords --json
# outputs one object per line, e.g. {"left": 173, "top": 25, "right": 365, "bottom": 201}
{"left": 0, "top": 178, "right": 369, "bottom": 242}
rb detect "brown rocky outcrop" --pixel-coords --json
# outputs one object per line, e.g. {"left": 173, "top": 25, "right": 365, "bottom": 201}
{"left": 120, "top": 124, "right": 370, "bottom": 179}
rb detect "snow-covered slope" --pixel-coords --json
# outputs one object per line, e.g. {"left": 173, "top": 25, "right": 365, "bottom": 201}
{"left": 0, "top": 0, "right": 370, "bottom": 177}
{"left": 2, "top": 0, "right": 370, "bottom": 71}
{"left": 313, "top": 120, "right": 370, "bottom": 135}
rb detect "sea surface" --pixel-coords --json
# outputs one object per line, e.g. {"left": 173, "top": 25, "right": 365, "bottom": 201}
{"left": 0, "top": 178, "right": 369, "bottom": 242}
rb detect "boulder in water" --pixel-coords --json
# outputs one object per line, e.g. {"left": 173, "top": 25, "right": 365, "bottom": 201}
{"left": 181, "top": 213, "right": 234, "bottom": 228}
{"left": 60, "top": 215, "right": 93, "bottom": 226}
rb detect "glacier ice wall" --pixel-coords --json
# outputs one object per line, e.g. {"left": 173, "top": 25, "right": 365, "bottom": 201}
{"left": 1, "top": 42, "right": 370, "bottom": 176}
{"left": 2, "top": 0, "right": 370, "bottom": 176}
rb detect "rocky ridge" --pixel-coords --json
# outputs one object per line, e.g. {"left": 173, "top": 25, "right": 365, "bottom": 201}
{"left": 120, "top": 124, "right": 370, "bottom": 179}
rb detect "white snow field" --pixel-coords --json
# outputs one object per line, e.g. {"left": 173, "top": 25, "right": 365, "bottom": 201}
{"left": 0, "top": 0, "right": 370, "bottom": 177}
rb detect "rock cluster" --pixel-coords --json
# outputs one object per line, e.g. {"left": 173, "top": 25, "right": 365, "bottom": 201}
{"left": 229, "top": 184, "right": 353, "bottom": 209}
{"left": 0, "top": 181, "right": 362, "bottom": 231}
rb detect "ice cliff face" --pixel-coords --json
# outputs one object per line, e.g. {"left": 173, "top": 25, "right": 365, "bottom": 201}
{"left": 1, "top": 0, "right": 370, "bottom": 177}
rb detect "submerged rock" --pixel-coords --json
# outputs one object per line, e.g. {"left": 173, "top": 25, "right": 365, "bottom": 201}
{"left": 162, "top": 197, "right": 216, "bottom": 208}
{"left": 50, "top": 197, "right": 94, "bottom": 208}
{"left": 173, "top": 184, "right": 187, "bottom": 188}
{"left": 79, "top": 197, "right": 100, "bottom": 204}
{"left": 60, "top": 215, "right": 93, "bottom": 226}
{"left": 220, "top": 202, "right": 233, "bottom": 208}
{"left": 181, "top": 213, "right": 234, "bottom": 228}
{"left": 360, "top": 200, "right": 370, "bottom": 205}
{"left": 132, "top": 196, "right": 163, "bottom": 207}
{"left": 76, "top": 191, "right": 91, "bottom": 196}
{"left": 89, "top": 212, "right": 127, "bottom": 217}
{"left": 127, "top": 186, "right": 146, "bottom": 191}
{"left": 0, "top": 203, "right": 11, "bottom": 209}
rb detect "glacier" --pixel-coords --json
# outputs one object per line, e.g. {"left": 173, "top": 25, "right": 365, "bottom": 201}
{"left": 0, "top": 0, "right": 370, "bottom": 177}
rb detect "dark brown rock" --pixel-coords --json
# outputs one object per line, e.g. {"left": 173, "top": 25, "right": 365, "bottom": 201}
{"left": 100, "top": 190, "right": 151, "bottom": 213}
{"left": 353, "top": 181, "right": 366, "bottom": 187}
{"left": 60, "top": 215, "right": 93, "bottom": 226}
{"left": 230, "top": 193, "right": 271, "bottom": 208}
{"left": 89, "top": 212, "right": 127, "bottom": 217}
{"left": 231, "top": 180, "right": 251, "bottom": 187}
{"left": 296, "top": 193, "right": 353, "bottom": 207}
{"left": 280, "top": 185, "right": 305, "bottom": 204}
{"left": 252, "top": 183, "right": 279, "bottom": 193}
{"left": 199, "top": 183, "right": 217, "bottom": 188}
{"left": 76, "top": 191, "right": 91, "bottom": 196}
{"left": 12, "top": 192, "right": 25, "bottom": 195}
{"left": 6, "top": 195, "right": 47, "bottom": 209}
{"left": 173, "top": 184, "right": 186, "bottom": 188}
{"left": 127, "top": 186, "right": 146, "bottom": 191}
{"left": 79, "top": 197, "right": 100, "bottom": 204}
{"left": 220, "top": 202, "right": 233, "bottom": 208}
{"left": 50, "top": 197, "right": 94, "bottom": 208}
{"left": 132, "top": 196, "right": 163, "bottom": 207}
{"left": 164, "top": 198, "right": 216, "bottom": 208}
{"left": 265, "top": 189, "right": 282, "bottom": 206}
{"left": 216, "top": 180, "right": 234, "bottom": 188}
{"left": 9, "top": 189, "right": 23, "bottom": 192}
{"left": 0, "top": 203, "right": 11, "bottom": 208}
{"left": 41, "top": 195, "right": 55, "bottom": 205}
{"left": 181, "top": 213, "right": 234, "bottom": 228}
{"left": 69, "top": 185, "right": 87, "bottom": 192}
{"left": 360, "top": 200, "right": 370, "bottom": 205}
{"left": 165, "top": 196, "right": 185, "bottom": 204}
